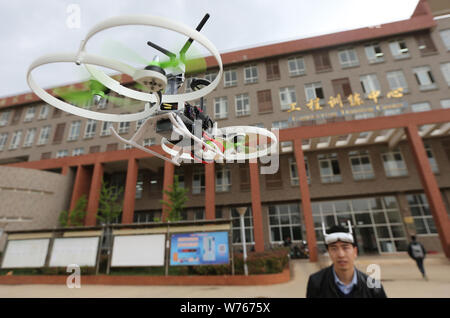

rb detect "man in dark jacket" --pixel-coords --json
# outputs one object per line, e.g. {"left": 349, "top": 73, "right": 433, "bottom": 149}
{"left": 306, "top": 224, "right": 387, "bottom": 298}
{"left": 407, "top": 235, "right": 427, "bottom": 280}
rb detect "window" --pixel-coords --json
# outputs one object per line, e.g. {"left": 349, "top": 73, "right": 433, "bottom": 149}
{"left": 106, "top": 143, "right": 118, "bottom": 152}
{"left": 415, "top": 32, "right": 437, "bottom": 55}
{"left": 441, "top": 99, "right": 450, "bottom": 109}
{"left": 68, "top": 120, "right": 81, "bottom": 141}
{"left": 318, "top": 153, "right": 342, "bottom": 183}
{"left": 38, "top": 105, "right": 49, "bottom": 119}
{"left": 440, "top": 62, "right": 450, "bottom": 86}
{"left": 389, "top": 40, "right": 410, "bottom": 59}
{"left": 406, "top": 194, "right": 437, "bottom": 235}
{"left": 37, "top": 125, "right": 51, "bottom": 145}
{"left": 72, "top": 147, "right": 84, "bottom": 156}
{"left": 360, "top": 74, "right": 381, "bottom": 97}
{"left": 53, "top": 123, "right": 66, "bottom": 144}
{"left": 41, "top": 152, "right": 51, "bottom": 160}
{"left": 216, "top": 166, "right": 231, "bottom": 192}
{"left": 231, "top": 207, "right": 254, "bottom": 244}
{"left": 101, "top": 121, "right": 112, "bottom": 136}
{"left": 123, "top": 143, "right": 133, "bottom": 150}
{"left": 11, "top": 108, "right": 23, "bottom": 125}
{"left": 382, "top": 150, "right": 408, "bottom": 177}
{"left": 136, "top": 118, "right": 145, "bottom": 131}
{"left": 23, "top": 128, "right": 36, "bottom": 148}
{"left": 281, "top": 141, "right": 293, "bottom": 153}
{"left": 411, "top": 102, "right": 431, "bottom": 113}
{"left": 268, "top": 204, "right": 302, "bottom": 243}
{"left": 89, "top": 145, "right": 101, "bottom": 153}
{"left": 0, "top": 133, "right": 8, "bottom": 151}
{"left": 135, "top": 172, "right": 144, "bottom": 199}
{"left": 313, "top": 50, "right": 332, "bottom": 72}
{"left": 386, "top": 70, "right": 409, "bottom": 93}
{"left": 214, "top": 97, "right": 228, "bottom": 119}
{"left": 304, "top": 82, "right": 325, "bottom": 104}
{"left": 56, "top": 149, "right": 68, "bottom": 158}
{"left": 9, "top": 131, "right": 22, "bottom": 149}
{"left": 204, "top": 71, "right": 217, "bottom": 83}
{"left": 440, "top": 29, "right": 450, "bottom": 51}
{"left": 175, "top": 167, "right": 185, "bottom": 188}
{"left": 338, "top": 48, "right": 359, "bottom": 68}
{"left": 413, "top": 66, "right": 437, "bottom": 90}
{"left": 289, "top": 156, "right": 310, "bottom": 185}
{"left": 272, "top": 121, "right": 288, "bottom": 130}
{"left": 425, "top": 144, "right": 439, "bottom": 173}
{"left": 192, "top": 166, "right": 205, "bottom": 194}
{"left": 288, "top": 57, "right": 306, "bottom": 76}
{"left": 257, "top": 90, "right": 273, "bottom": 113}
{"left": 84, "top": 119, "right": 97, "bottom": 138}
{"left": 193, "top": 208, "right": 205, "bottom": 221}
{"left": 244, "top": 65, "right": 258, "bottom": 84}
{"left": 235, "top": 94, "right": 250, "bottom": 117}
{"left": 224, "top": 69, "right": 237, "bottom": 87}
{"left": 134, "top": 210, "right": 162, "bottom": 223}
{"left": 118, "top": 121, "right": 130, "bottom": 134}
{"left": 365, "top": 43, "right": 384, "bottom": 64}
{"left": 383, "top": 108, "right": 402, "bottom": 116}
{"left": 331, "top": 78, "right": 353, "bottom": 99}
{"left": 23, "top": 106, "right": 36, "bottom": 122}
{"left": 143, "top": 138, "right": 155, "bottom": 147}
{"left": 0, "top": 110, "right": 10, "bottom": 126}
{"left": 279, "top": 87, "right": 297, "bottom": 111}
{"left": 349, "top": 150, "right": 374, "bottom": 180}
{"left": 265, "top": 59, "right": 280, "bottom": 81}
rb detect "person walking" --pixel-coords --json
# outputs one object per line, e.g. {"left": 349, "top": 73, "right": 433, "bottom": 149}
{"left": 407, "top": 235, "right": 428, "bottom": 280}
{"left": 306, "top": 224, "right": 387, "bottom": 298}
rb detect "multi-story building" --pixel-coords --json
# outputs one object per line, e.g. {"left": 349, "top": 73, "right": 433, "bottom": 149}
{"left": 0, "top": 0, "right": 449, "bottom": 260}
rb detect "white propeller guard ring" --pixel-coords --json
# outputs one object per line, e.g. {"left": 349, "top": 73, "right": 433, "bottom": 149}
{"left": 80, "top": 15, "right": 223, "bottom": 104}
{"left": 27, "top": 52, "right": 159, "bottom": 122}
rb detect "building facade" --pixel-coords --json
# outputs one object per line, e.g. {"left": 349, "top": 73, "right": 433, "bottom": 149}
{"left": 0, "top": 0, "right": 449, "bottom": 260}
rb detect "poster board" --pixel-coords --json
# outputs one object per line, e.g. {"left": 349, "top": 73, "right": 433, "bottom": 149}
{"left": 170, "top": 231, "right": 229, "bottom": 266}
{"left": 111, "top": 234, "right": 166, "bottom": 267}
{"left": 1, "top": 239, "right": 50, "bottom": 268}
{"left": 49, "top": 237, "right": 100, "bottom": 267}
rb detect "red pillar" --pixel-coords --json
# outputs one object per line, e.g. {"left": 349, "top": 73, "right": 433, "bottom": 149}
{"left": 162, "top": 161, "right": 175, "bottom": 222}
{"left": 121, "top": 157, "right": 139, "bottom": 224}
{"left": 69, "top": 165, "right": 92, "bottom": 211}
{"left": 85, "top": 161, "right": 103, "bottom": 226}
{"left": 205, "top": 163, "right": 215, "bottom": 220}
{"left": 249, "top": 162, "right": 265, "bottom": 252}
{"left": 294, "top": 139, "right": 318, "bottom": 262}
{"left": 405, "top": 124, "right": 450, "bottom": 258}
{"left": 61, "top": 165, "right": 69, "bottom": 176}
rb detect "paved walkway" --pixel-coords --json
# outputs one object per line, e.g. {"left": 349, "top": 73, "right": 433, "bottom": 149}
{"left": 0, "top": 255, "right": 449, "bottom": 298}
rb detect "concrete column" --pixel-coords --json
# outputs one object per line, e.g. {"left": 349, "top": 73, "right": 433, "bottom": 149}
{"left": 121, "top": 157, "right": 139, "bottom": 224}
{"left": 249, "top": 162, "right": 264, "bottom": 252}
{"left": 294, "top": 139, "right": 318, "bottom": 262}
{"left": 85, "top": 162, "right": 104, "bottom": 226}
{"left": 205, "top": 163, "right": 215, "bottom": 220}
{"left": 162, "top": 161, "right": 175, "bottom": 222}
{"left": 405, "top": 124, "right": 450, "bottom": 258}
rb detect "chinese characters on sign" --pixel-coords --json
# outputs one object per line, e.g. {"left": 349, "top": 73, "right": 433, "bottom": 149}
{"left": 287, "top": 88, "right": 404, "bottom": 112}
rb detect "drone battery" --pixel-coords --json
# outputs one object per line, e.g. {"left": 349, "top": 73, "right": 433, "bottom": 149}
{"left": 160, "top": 102, "right": 178, "bottom": 111}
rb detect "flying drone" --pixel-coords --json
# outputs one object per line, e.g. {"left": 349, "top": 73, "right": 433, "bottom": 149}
{"left": 27, "top": 14, "right": 278, "bottom": 165}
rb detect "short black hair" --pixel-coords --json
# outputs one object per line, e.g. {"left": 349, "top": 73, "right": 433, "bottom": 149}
{"left": 325, "top": 225, "right": 357, "bottom": 249}
{"left": 411, "top": 235, "right": 416, "bottom": 241}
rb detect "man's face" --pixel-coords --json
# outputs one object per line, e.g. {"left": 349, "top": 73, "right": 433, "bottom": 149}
{"left": 328, "top": 241, "right": 357, "bottom": 271}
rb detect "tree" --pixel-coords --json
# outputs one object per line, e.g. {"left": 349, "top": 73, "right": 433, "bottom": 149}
{"left": 58, "top": 195, "right": 87, "bottom": 227}
{"left": 160, "top": 175, "right": 189, "bottom": 222}
{"left": 96, "top": 179, "right": 124, "bottom": 225}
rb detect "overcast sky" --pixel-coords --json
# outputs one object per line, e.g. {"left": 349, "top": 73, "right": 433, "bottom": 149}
{"left": 0, "top": 0, "right": 420, "bottom": 98}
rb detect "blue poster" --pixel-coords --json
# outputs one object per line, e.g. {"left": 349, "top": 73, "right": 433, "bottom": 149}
{"left": 170, "top": 231, "right": 229, "bottom": 266}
